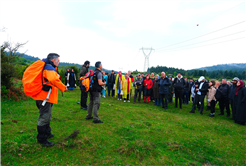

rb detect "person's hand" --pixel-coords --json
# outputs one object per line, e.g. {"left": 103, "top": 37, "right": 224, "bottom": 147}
{"left": 139, "top": 83, "right": 141, "bottom": 84}
{"left": 135, "top": 82, "right": 137, "bottom": 85}
{"left": 65, "top": 87, "right": 68, "bottom": 92}
{"left": 195, "top": 85, "right": 198, "bottom": 87}
{"left": 196, "top": 89, "right": 199, "bottom": 91}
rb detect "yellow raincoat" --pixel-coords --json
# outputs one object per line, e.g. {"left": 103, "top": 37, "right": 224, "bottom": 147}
{"left": 114, "top": 74, "right": 132, "bottom": 99}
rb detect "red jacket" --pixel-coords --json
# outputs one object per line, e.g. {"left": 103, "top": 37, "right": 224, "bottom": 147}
{"left": 144, "top": 78, "right": 153, "bottom": 89}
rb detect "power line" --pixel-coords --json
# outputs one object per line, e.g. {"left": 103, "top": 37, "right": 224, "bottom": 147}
{"left": 199, "top": 2, "right": 245, "bottom": 26}
{"left": 160, "top": 37, "right": 245, "bottom": 53}
{"left": 157, "top": 30, "right": 245, "bottom": 52}
{"left": 155, "top": 20, "right": 245, "bottom": 50}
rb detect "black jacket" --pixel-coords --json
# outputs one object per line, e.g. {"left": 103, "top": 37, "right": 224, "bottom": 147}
{"left": 188, "top": 81, "right": 194, "bottom": 92}
{"left": 218, "top": 84, "right": 230, "bottom": 99}
{"left": 158, "top": 77, "right": 171, "bottom": 95}
{"left": 183, "top": 81, "right": 189, "bottom": 91}
{"left": 235, "top": 87, "right": 246, "bottom": 123}
{"left": 173, "top": 77, "right": 185, "bottom": 91}
{"left": 194, "top": 82, "right": 209, "bottom": 96}
{"left": 108, "top": 74, "right": 116, "bottom": 84}
{"left": 229, "top": 83, "right": 237, "bottom": 100}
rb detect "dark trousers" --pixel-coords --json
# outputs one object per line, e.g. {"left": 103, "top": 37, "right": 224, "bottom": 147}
{"left": 183, "top": 91, "right": 189, "bottom": 104}
{"left": 150, "top": 88, "right": 154, "bottom": 100}
{"left": 191, "top": 95, "right": 205, "bottom": 112}
{"left": 124, "top": 94, "right": 130, "bottom": 101}
{"left": 134, "top": 88, "right": 142, "bottom": 102}
{"left": 160, "top": 94, "right": 168, "bottom": 108}
{"left": 107, "top": 83, "right": 115, "bottom": 97}
{"left": 188, "top": 91, "right": 191, "bottom": 102}
{"left": 81, "top": 90, "right": 88, "bottom": 108}
{"left": 210, "top": 100, "right": 216, "bottom": 114}
{"left": 175, "top": 90, "right": 183, "bottom": 108}
{"left": 36, "top": 101, "right": 53, "bottom": 143}
{"left": 219, "top": 97, "right": 230, "bottom": 115}
{"left": 231, "top": 100, "right": 236, "bottom": 120}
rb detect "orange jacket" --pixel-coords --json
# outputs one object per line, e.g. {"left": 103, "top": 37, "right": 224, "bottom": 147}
{"left": 32, "top": 61, "right": 66, "bottom": 104}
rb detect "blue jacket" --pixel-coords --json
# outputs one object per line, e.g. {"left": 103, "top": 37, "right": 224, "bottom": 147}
{"left": 158, "top": 77, "right": 171, "bottom": 94}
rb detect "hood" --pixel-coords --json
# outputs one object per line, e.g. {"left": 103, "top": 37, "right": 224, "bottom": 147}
{"left": 176, "top": 75, "right": 183, "bottom": 79}
{"left": 146, "top": 74, "right": 150, "bottom": 80}
{"left": 42, "top": 58, "right": 56, "bottom": 68}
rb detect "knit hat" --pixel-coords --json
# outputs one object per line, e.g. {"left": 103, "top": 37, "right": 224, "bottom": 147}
{"left": 198, "top": 76, "right": 205, "bottom": 82}
{"left": 232, "top": 77, "right": 239, "bottom": 81}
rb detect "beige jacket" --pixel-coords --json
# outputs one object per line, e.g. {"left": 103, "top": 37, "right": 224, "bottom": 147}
{"left": 208, "top": 86, "right": 216, "bottom": 101}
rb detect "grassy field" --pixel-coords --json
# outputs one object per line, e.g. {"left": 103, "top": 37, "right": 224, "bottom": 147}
{"left": 1, "top": 88, "right": 246, "bottom": 166}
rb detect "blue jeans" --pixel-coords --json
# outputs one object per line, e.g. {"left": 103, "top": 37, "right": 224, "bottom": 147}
{"left": 155, "top": 98, "right": 161, "bottom": 106}
{"left": 107, "top": 83, "right": 115, "bottom": 97}
{"left": 183, "top": 91, "right": 189, "bottom": 104}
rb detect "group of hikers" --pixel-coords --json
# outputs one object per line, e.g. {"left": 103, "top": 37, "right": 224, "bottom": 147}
{"left": 23, "top": 54, "right": 246, "bottom": 147}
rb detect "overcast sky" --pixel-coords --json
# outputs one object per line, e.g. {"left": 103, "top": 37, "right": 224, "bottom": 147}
{"left": 0, "top": 1, "right": 245, "bottom": 72}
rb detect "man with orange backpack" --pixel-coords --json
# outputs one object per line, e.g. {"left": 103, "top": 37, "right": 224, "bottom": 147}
{"left": 24, "top": 53, "right": 67, "bottom": 147}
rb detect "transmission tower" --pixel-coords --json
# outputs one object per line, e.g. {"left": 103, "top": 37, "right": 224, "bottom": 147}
{"left": 140, "top": 47, "right": 155, "bottom": 72}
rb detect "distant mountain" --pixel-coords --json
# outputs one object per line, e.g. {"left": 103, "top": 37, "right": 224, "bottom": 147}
{"left": 18, "top": 53, "right": 114, "bottom": 73}
{"left": 194, "top": 63, "right": 246, "bottom": 72}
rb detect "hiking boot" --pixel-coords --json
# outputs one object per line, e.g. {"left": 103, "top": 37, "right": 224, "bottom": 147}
{"left": 81, "top": 107, "right": 87, "bottom": 110}
{"left": 133, "top": 101, "right": 136, "bottom": 104}
{"left": 138, "top": 101, "right": 141, "bottom": 103}
{"left": 86, "top": 116, "right": 93, "bottom": 120}
{"left": 208, "top": 114, "right": 214, "bottom": 117}
{"left": 77, "top": 102, "right": 80, "bottom": 104}
{"left": 189, "top": 111, "right": 195, "bottom": 113}
{"left": 39, "top": 140, "right": 55, "bottom": 147}
{"left": 47, "top": 134, "right": 54, "bottom": 139}
{"left": 93, "top": 120, "right": 103, "bottom": 123}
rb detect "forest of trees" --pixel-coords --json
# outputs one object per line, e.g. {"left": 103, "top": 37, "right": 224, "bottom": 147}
{"left": 146, "top": 65, "right": 246, "bottom": 80}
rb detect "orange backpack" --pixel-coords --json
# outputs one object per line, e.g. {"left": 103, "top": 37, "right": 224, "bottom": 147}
{"left": 80, "top": 76, "right": 90, "bottom": 92}
{"left": 22, "top": 60, "right": 46, "bottom": 97}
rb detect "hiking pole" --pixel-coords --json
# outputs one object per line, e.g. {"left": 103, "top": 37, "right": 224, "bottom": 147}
{"left": 42, "top": 88, "right": 52, "bottom": 106}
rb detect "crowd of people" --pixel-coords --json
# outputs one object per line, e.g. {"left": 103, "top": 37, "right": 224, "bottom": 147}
{"left": 30, "top": 55, "right": 245, "bottom": 147}
{"left": 77, "top": 60, "right": 246, "bottom": 127}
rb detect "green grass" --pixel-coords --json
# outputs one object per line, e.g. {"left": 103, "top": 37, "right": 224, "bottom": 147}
{"left": 1, "top": 88, "right": 246, "bottom": 166}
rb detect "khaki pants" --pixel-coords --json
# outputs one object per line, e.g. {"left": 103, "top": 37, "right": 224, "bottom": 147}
{"left": 86, "top": 92, "right": 101, "bottom": 121}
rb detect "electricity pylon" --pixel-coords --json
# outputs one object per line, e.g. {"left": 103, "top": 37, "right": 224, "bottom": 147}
{"left": 140, "top": 47, "right": 155, "bottom": 72}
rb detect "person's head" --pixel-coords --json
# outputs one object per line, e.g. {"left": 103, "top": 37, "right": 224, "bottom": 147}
{"left": 151, "top": 73, "right": 154, "bottom": 77}
{"left": 237, "top": 80, "right": 245, "bottom": 87}
{"left": 119, "top": 71, "right": 122, "bottom": 77}
{"left": 209, "top": 80, "right": 215, "bottom": 87}
{"left": 141, "top": 73, "right": 145, "bottom": 77}
{"left": 161, "top": 72, "right": 165, "bottom": 78}
{"left": 71, "top": 69, "right": 74, "bottom": 72}
{"left": 215, "top": 81, "right": 221, "bottom": 87}
{"left": 184, "top": 77, "right": 187, "bottom": 81}
{"left": 102, "top": 71, "right": 105, "bottom": 75}
{"left": 146, "top": 74, "right": 150, "bottom": 80}
{"left": 137, "top": 73, "right": 141, "bottom": 78}
{"left": 128, "top": 71, "right": 131, "bottom": 76}
{"left": 111, "top": 70, "right": 114, "bottom": 74}
{"left": 106, "top": 72, "right": 108, "bottom": 76}
{"left": 198, "top": 76, "right": 205, "bottom": 82}
{"left": 155, "top": 75, "right": 158, "bottom": 79}
{"left": 222, "top": 79, "right": 227, "bottom": 84}
{"left": 232, "top": 77, "right": 239, "bottom": 84}
{"left": 177, "top": 72, "right": 181, "bottom": 78}
{"left": 47, "top": 53, "right": 60, "bottom": 67}
{"left": 67, "top": 68, "right": 69, "bottom": 72}
{"left": 84, "top": 61, "right": 90, "bottom": 68}
{"left": 125, "top": 73, "right": 128, "bottom": 78}
{"left": 169, "top": 76, "right": 172, "bottom": 81}
{"left": 190, "top": 78, "right": 193, "bottom": 82}
{"left": 95, "top": 61, "right": 102, "bottom": 70}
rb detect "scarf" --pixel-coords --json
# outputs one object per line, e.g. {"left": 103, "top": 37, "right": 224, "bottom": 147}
{"left": 235, "top": 80, "right": 245, "bottom": 96}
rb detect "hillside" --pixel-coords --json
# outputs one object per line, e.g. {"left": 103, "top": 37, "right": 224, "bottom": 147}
{"left": 195, "top": 63, "right": 246, "bottom": 72}
{"left": 18, "top": 53, "right": 113, "bottom": 73}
